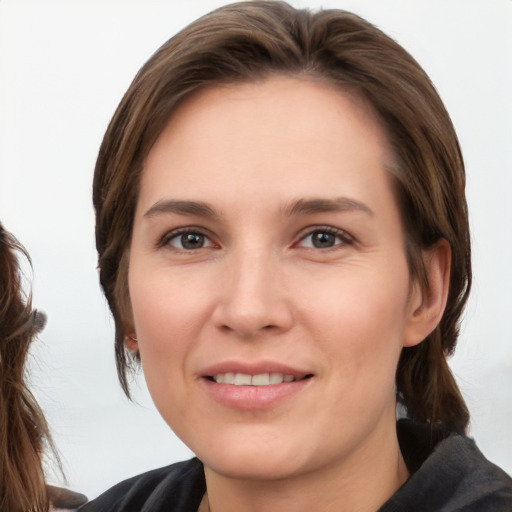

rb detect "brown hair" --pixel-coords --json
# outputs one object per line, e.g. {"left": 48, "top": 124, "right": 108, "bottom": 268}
{"left": 0, "top": 224, "right": 51, "bottom": 512}
{"left": 94, "top": 1, "right": 471, "bottom": 433}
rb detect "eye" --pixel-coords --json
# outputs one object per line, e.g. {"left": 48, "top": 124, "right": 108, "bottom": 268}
{"left": 298, "top": 228, "right": 351, "bottom": 249}
{"left": 164, "top": 230, "right": 214, "bottom": 250}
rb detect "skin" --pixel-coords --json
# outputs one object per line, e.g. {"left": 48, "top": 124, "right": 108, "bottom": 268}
{"left": 127, "top": 76, "right": 450, "bottom": 512}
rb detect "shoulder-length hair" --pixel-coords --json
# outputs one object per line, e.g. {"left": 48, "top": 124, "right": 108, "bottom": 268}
{"left": 0, "top": 224, "right": 54, "bottom": 512}
{"left": 94, "top": 1, "right": 471, "bottom": 433}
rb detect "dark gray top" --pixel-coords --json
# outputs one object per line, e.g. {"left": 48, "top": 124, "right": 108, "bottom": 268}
{"left": 80, "top": 420, "right": 512, "bottom": 511}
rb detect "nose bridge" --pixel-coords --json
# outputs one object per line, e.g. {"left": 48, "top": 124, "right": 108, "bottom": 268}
{"left": 234, "top": 245, "right": 273, "bottom": 304}
{"left": 214, "top": 241, "right": 291, "bottom": 335}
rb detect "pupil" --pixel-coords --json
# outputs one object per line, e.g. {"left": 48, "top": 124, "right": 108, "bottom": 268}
{"left": 181, "top": 233, "right": 204, "bottom": 249}
{"left": 312, "top": 232, "right": 335, "bottom": 248}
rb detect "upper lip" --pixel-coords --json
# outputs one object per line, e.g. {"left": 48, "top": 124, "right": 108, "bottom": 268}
{"left": 200, "top": 360, "right": 313, "bottom": 380}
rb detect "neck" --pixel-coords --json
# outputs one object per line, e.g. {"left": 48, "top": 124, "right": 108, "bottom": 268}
{"left": 202, "top": 414, "right": 409, "bottom": 512}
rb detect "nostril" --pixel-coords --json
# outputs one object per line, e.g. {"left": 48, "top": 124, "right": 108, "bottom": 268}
{"left": 212, "top": 296, "right": 294, "bottom": 336}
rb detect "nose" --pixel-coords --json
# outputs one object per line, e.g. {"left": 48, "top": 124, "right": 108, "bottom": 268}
{"left": 212, "top": 247, "right": 294, "bottom": 337}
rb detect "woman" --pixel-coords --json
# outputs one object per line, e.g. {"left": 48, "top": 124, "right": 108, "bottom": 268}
{"left": 0, "top": 223, "right": 51, "bottom": 511}
{"left": 0, "top": 222, "right": 88, "bottom": 511}
{"left": 81, "top": 2, "right": 512, "bottom": 511}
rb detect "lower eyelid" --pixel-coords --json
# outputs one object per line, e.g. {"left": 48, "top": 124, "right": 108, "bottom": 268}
{"left": 297, "top": 228, "right": 353, "bottom": 248}
{"left": 158, "top": 229, "right": 213, "bottom": 249}
{"left": 157, "top": 227, "right": 352, "bottom": 250}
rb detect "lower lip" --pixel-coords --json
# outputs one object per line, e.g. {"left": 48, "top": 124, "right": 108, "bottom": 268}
{"left": 201, "top": 378, "right": 312, "bottom": 410}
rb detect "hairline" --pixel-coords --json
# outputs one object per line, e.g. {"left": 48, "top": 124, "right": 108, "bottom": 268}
{"left": 114, "top": 72, "right": 426, "bottom": 334}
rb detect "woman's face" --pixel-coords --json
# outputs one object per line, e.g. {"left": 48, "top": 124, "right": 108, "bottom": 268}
{"left": 128, "top": 76, "right": 422, "bottom": 480}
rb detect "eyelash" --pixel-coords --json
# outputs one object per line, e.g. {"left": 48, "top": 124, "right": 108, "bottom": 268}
{"left": 295, "top": 226, "right": 353, "bottom": 250}
{"left": 157, "top": 226, "right": 354, "bottom": 251}
{"left": 157, "top": 227, "right": 216, "bottom": 251}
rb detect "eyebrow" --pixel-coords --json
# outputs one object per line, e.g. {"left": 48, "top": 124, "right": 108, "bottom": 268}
{"left": 143, "top": 200, "right": 218, "bottom": 219}
{"left": 282, "top": 197, "right": 374, "bottom": 217}
{"left": 143, "top": 197, "right": 374, "bottom": 220}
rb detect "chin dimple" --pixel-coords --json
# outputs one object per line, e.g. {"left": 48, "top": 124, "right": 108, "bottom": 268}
{"left": 212, "top": 372, "right": 297, "bottom": 386}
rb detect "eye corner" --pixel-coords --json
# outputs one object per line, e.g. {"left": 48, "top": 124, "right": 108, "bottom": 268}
{"left": 157, "top": 227, "right": 218, "bottom": 252}
{"left": 295, "top": 226, "right": 354, "bottom": 251}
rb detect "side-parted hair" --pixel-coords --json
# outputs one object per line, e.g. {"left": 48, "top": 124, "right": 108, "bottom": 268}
{"left": 0, "top": 223, "right": 51, "bottom": 512}
{"left": 94, "top": 1, "right": 471, "bottom": 433}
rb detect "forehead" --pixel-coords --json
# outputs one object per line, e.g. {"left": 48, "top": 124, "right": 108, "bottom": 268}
{"left": 137, "top": 76, "right": 396, "bottom": 216}
{"left": 156, "top": 75, "right": 389, "bottom": 156}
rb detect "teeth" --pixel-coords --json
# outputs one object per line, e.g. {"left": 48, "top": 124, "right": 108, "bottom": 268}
{"left": 213, "top": 372, "right": 296, "bottom": 386}
{"left": 234, "top": 373, "right": 252, "bottom": 385}
{"left": 252, "top": 373, "right": 270, "bottom": 386}
{"left": 270, "top": 372, "right": 284, "bottom": 384}
{"left": 223, "top": 372, "right": 235, "bottom": 384}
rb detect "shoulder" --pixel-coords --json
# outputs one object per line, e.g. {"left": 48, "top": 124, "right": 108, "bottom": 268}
{"left": 380, "top": 420, "right": 512, "bottom": 512}
{"left": 48, "top": 485, "right": 88, "bottom": 511}
{"left": 79, "top": 458, "right": 205, "bottom": 512}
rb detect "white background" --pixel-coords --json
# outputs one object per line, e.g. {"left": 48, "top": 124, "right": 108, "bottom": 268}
{"left": 0, "top": 0, "right": 511, "bottom": 500}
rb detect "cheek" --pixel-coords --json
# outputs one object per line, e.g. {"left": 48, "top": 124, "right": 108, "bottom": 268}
{"left": 128, "top": 267, "right": 215, "bottom": 366}
{"left": 300, "top": 262, "right": 410, "bottom": 377}
{"left": 128, "top": 272, "right": 199, "bottom": 418}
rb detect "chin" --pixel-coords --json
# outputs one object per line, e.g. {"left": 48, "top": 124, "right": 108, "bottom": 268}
{"left": 202, "top": 450, "right": 307, "bottom": 481}
{"left": 191, "top": 427, "right": 320, "bottom": 481}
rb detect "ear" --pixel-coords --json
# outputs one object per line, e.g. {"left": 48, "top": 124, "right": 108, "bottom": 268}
{"left": 123, "top": 312, "right": 138, "bottom": 352}
{"left": 120, "top": 287, "right": 138, "bottom": 352}
{"left": 404, "top": 239, "right": 451, "bottom": 347}
{"left": 124, "top": 332, "right": 138, "bottom": 352}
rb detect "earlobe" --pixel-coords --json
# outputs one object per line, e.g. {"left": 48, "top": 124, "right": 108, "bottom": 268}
{"left": 404, "top": 239, "right": 451, "bottom": 347}
{"left": 125, "top": 333, "right": 138, "bottom": 351}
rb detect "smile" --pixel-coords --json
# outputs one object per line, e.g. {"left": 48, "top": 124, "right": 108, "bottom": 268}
{"left": 201, "top": 366, "right": 314, "bottom": 409}
{"left": 211, "top": 372, "right": 298, "bottom": 385}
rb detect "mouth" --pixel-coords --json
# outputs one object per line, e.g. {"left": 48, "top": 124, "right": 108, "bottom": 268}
{"left": 200, "top": 365, "right": 314, "bottom": 409}
{"left": 206, "top": 372, "right": 313, "bottom": 386}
